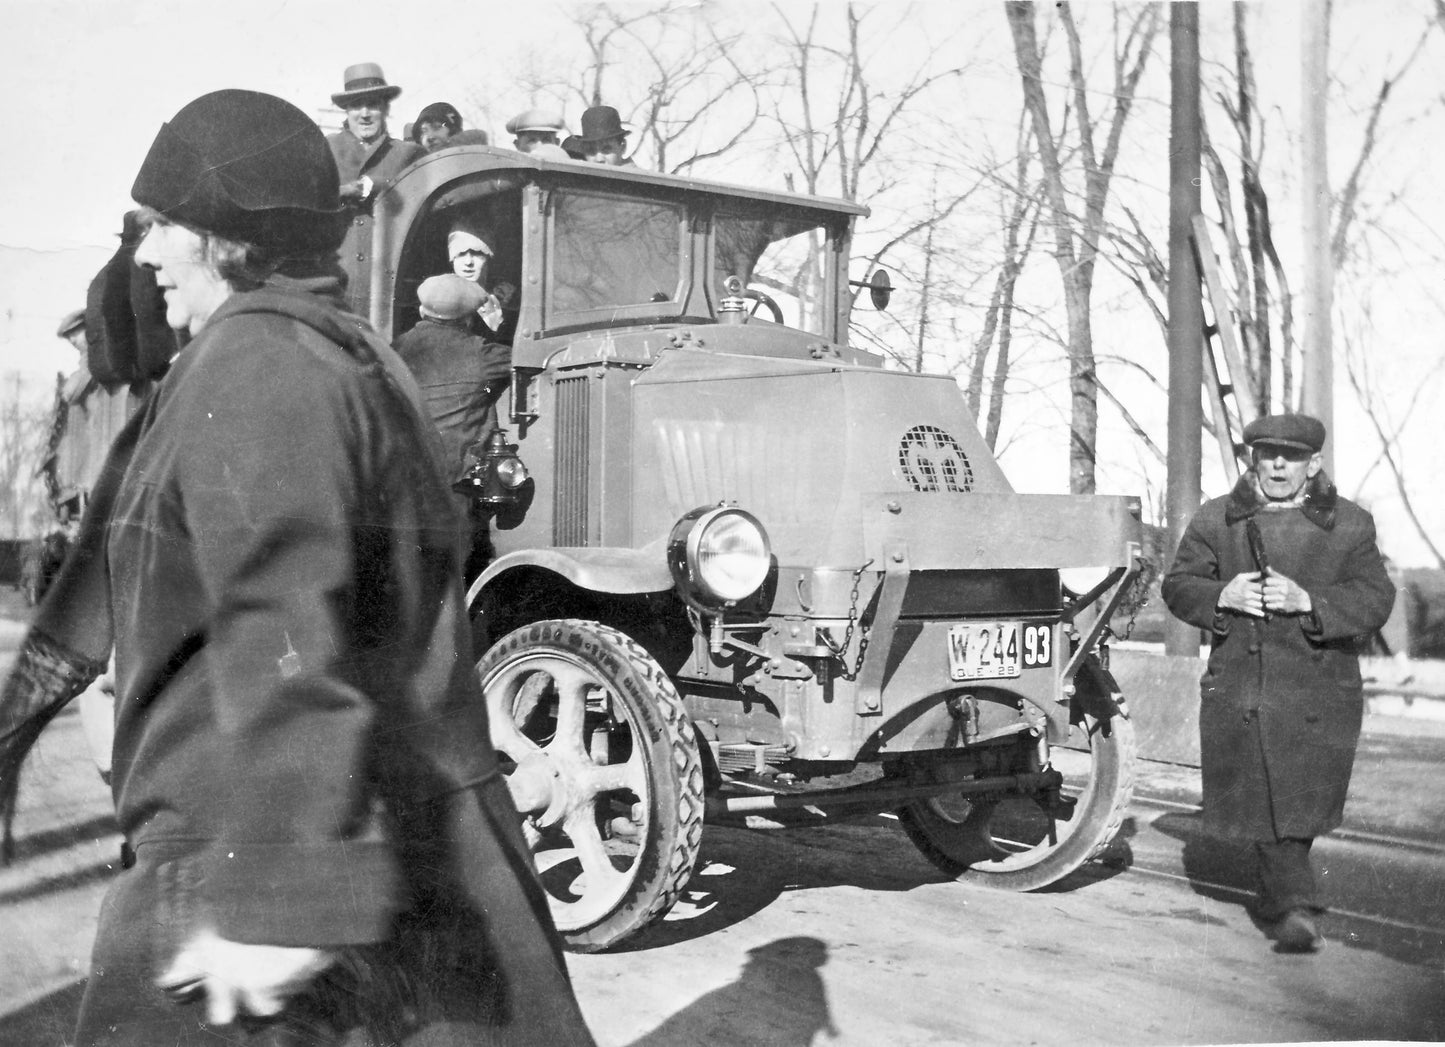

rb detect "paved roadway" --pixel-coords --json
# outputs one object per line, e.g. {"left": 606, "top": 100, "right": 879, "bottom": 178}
{"left": 1, "top": 703, "right": 1442, "bottom": 1046}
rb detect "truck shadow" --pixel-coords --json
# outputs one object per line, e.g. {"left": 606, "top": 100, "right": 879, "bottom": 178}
{"left": 622, "top": 816, "right": 1120, "bottom": 952}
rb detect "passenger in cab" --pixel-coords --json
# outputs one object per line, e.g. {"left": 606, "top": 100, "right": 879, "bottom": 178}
{"left": 411, "top": 101, "right": 490, "bottom": 150}
{"left": 576, "top": 105, "right": 637, "bottom": 167}
{"left": 448, "top": 226, "right": 514, "bottom": 341}
{"left": 505, "top": 109, "right": 567, "bottom": 154}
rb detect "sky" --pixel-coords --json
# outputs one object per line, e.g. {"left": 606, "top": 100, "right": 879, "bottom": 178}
{"left": 0, "top": 0, "right": 1440, "bottom": 565}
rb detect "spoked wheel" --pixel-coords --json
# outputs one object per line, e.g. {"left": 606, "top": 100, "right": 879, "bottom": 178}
{"left": 476, "top": 619, "right": 704, "bottom": 951}
{"left": 898, "top": 711, "right": 1135, "bottom": 891}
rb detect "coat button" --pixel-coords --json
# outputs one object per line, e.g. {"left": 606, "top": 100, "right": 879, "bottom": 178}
{"left": 1247, "top": 642, "right": 1260, "bottom": 653}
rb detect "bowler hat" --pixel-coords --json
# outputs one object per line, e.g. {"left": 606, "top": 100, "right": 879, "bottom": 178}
{"left": 56, "top": 308, "right": 86, "bottom": 338}
{"left": 576, "top": 105, "right": 628, "bottom": 144}
{"left": 412, "top": 102, "right": 462, "bottom": 141}
{"left": 1243, "top": 413, "right": 1326, "bottom": 453}
{"left": 131, "top": 89, "right": 344, "bottom": 258}
{"left": 331, "top": 63, "right": 402, "bottom": 107}
{"left": 418, "top": 274, "right": 486, "bottom": 320}
{"left": 505, "top": 109, "right": 566, "bottom": 135}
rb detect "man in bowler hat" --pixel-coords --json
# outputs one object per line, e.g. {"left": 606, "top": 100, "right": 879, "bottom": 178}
{"left": 576, "top": 105, "right": 637, "bottom": 167}
{"left": 1162, "top": 413, "right": 1395, "bottom": 953}
{"left": 326, "top": 63, "right": 425, "bottom": 313}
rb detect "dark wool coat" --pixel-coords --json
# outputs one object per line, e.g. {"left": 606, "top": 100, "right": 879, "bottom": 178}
{"left": 327, "top": 129, "right": 425, "bottom": 316}
{"left": 70, "top": 274, "right": 592, "bottom": 1045}
{"left": 393, "top": 317, "right": 512, "bottom": 483}
{"left": 1161, "top": 471, "right": 1395, "bottom": 842}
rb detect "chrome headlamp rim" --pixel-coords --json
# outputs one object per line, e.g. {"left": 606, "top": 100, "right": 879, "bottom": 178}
{"left": 667, "top": 505, "right": 771, "bottom": 609}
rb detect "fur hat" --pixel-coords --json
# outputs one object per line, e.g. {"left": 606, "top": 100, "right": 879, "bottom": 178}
{"left": 418, "top": 274, "right": 486, "bottom": 320}
{"left": 1242, "top": 413, "right": 1326, "bottom": 454}
{"left": 131, "top": 89, "right": 344, "bottom": 257}
{"left": 447, "top": 228, "right": 493, "bottom": 260}
{"left": 331, "top": 63, "right": 402, "bottom": 107}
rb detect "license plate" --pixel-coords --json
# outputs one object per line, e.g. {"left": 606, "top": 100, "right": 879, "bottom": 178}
{"left": 946, "top": 621, "right": 1053, "bottom": 681}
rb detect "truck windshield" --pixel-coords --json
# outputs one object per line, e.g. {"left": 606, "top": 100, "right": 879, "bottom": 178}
{"left": 551, "top": 191, "right": 684, "bottom": 313}
{"left": 714, "top": 212, "right": 832, "bottom": 334}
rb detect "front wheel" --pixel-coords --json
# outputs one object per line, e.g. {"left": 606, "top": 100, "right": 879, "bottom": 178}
{"left": 897, "top": 711, "right": 1135, "bottom": 891}
{"left": 476, "top": 619, "right": 704, "bottom": 951}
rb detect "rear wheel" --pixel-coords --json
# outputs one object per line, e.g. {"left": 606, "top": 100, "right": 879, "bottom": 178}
{"left": 898, "top": 711, "right": 1135, "bottom": 891}
{"left": 476, "top": 619, "right": 704, "bottom": 951}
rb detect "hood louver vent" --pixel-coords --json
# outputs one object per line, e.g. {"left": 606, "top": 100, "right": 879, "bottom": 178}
{"left": 898, "top": 425, "right": 973, "bottom": 492}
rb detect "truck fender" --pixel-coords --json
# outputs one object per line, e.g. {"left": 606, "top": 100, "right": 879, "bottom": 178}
{"left": 466, "top": 546, "right": 673, "bottom": 607}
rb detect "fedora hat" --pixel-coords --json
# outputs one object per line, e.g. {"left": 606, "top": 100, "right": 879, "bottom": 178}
{"left": 331, "top": 63, "right": 402, "bottom": 107}
{"left": 576, "top": 105, "right": 629, "bottom": 144}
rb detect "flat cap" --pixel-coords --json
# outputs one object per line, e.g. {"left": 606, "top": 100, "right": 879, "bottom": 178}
{"left": 56, "top": 308, "right": 86, "bottom": 338}
{"left": 418, "top": 274, "right": 486, "bottom": 320}
{"left": 506, "top": 109, "right": 566, "bottom": 135}
{"left": 1243, "top": 412, "right": 1326, "bottom": 453}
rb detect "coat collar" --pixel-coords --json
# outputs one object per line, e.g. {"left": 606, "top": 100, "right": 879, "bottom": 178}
{"left": 1225, "top": 469, "right": 1338, "bottom": 529}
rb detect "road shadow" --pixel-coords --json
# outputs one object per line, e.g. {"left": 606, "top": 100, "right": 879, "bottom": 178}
{"left": 618, "top": 820, "right": 949, "bottom": 951}
{"left": 1152, "top": 810, "right": 1445, "bottom": 974}
{"left": 624, "top": 936, "right": 834, "bottom": 1047}
{"left": 0, "top": 980, "right": 84, "bottom": 1046}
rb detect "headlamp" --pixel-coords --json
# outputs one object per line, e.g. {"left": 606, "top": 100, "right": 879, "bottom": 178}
{"left": 667, "top": 506, "right": 771, "bottom": 608}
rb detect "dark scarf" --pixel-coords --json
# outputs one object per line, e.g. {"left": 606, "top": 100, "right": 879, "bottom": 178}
{"left": 1224, "top": 469, "right": 1338, "bottom": 530}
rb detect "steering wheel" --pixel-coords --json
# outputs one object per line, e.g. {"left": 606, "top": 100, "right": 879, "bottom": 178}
{"left": 740, "top": 287, "right": 784, "bottom": 324}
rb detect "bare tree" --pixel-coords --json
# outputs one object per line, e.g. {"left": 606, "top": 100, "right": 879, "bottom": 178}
{"left": 1005, "top": 0, "right": 1163, "bottom": 494}
{"left": 0, "top": 372, "right": 53, "bottom": 539}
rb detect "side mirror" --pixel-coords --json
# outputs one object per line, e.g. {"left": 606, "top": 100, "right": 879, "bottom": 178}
{"left": 849, "top": 268, "right": 892, "bottom": 311}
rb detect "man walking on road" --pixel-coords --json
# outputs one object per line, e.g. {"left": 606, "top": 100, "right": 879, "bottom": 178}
{"left": 1162, "top": 413, "right": 1395, "bottom": 953}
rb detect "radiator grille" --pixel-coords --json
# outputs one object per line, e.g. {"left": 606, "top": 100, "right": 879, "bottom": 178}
{"left": 898, "top": 424, "right": 973, "bottom": 492}
{"left": 553, "top": 375, "right": 590, "bottom": 545}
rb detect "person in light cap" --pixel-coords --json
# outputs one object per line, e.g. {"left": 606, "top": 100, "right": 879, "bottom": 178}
{"left": 505, "top": 108, "right": 567, "bottom": 153}
{"left": 1163, "top": 412, "right": 1395, "bottom": 955}
{"left": 448, "top": 225, "right": 512, "bottom": 337}
{"left": 396, "top": 274, "right": 512, "bottom": 581}
{"left": 0, "top": 87, "right": 593, "bottom": 1045}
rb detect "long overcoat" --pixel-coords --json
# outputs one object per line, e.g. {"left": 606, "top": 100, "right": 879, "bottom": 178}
{"left": 327, "top": 129, "right": 425, "bottom": 316}
{"left": 1161, "top": 472, "right": 1395, "bottom": 841}
{"left": 64, "top": 272, "right": 592, "bottom": 1045}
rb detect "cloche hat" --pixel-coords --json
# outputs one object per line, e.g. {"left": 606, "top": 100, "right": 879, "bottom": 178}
{"left": 447, "top": 227, "right": 493, "bottom": 260}
{"left": 576, "top": 105, "right": 629, "bottom": 144}
{"left": 331, "top": 62, "right": 402, "bottom": 107}
{"left": 1242, "top": 413, "right": 1326, "bottom": 454}
{"left": 418, "top": 274, "right": 486, "bottom": 320}
{"left": 412, "top": 101, "right": 462, "bottom": 140}
{"left": 131, "top": 89, "right": 344, "bottom": 258}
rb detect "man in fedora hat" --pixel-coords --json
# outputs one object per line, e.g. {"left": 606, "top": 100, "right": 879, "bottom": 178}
{"left": 326, "top": 63, "right": 424, "bottom": 313}
{"left": 576, "top": 104, "right": 637, "bottom": 167}
{"left": 1162, "top": 413, "right": 1395, "bottom": 954}
{"left": 505, "top": 109, "right": 567, "bottom": 155}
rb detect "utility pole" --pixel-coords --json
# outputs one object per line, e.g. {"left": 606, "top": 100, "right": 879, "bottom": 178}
{"left": 1165, "top": 1, "right": 1203, "bottom": 657}
{"left": 1300, "top": 0, "right": 1333, "bottom": 469}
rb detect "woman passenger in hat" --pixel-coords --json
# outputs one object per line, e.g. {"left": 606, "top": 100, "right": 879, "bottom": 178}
{"left": 0, "top": 88, "right": 593, "bottom": 1045}
{"left": 448, "top": 225, "right": 515, "bottom": 340}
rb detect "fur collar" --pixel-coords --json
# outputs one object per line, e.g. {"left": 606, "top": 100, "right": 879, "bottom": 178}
{"left": 1225, "top": 469, "right": 1338, "bottom": 529}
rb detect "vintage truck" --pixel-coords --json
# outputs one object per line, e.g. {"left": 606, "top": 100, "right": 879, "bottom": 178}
{"left": 361, "top": 147, "right": 1145, "bottom": 951}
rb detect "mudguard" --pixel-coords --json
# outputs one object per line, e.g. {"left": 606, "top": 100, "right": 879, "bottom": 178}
{"left": 466, "top": 545, "right": 673, "bottom": 607}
